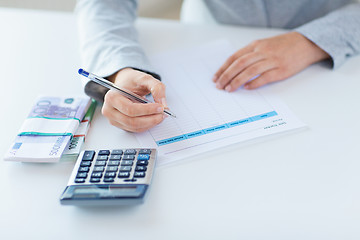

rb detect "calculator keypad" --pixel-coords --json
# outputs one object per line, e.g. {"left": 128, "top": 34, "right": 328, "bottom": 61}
{"left": 72, "top": 149, "right": 155, "bottom": 185}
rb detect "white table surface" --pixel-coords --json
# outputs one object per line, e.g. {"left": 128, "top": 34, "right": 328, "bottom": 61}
{"left": 1, "top": 8, "right": 360, "bottom": 240}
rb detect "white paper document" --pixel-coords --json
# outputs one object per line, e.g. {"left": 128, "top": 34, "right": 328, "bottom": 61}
{"left": 135, "top": 40, "right": 306, "bottom": 165}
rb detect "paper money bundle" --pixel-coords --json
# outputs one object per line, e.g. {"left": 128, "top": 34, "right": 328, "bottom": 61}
{"left": 61, "top": 99, "right": 97, "bottom": 161}
{"left": 4, "top": 96, "right": 96, "bottom": 163}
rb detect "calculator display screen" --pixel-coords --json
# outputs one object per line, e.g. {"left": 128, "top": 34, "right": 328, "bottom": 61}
{"left": 71, "top": 185, "right": 143, "bottom": 198}
{"left": 73, "top": 186, "right": 137, "bottom": 194}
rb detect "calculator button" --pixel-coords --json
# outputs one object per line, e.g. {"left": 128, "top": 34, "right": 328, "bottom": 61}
{"left": 137, "top": 160, "right": 148, "bottom": 166}
{"left": 103, "top": 178, "right": 115, "bottom": 182}
{"left": 82, "top": 151, "right": 95, "bottom": 161}
{"left": 124, "top": 178, "right": 137, "bottom": 182}
{"left": 76, "top": 172, "right": 88, "bottom": 178}
{"left": 119, "top": 166, "right": 132, "bottom": 172}
{"left": 93, "top": 166, "right": 105, "bottom": 172}
{"left": 118, "top": 172, "right": 130, "bottom": 178}
{"left": 80, "top": 161, "right": 92, "bottom": 167}
{"left": 111, "top": 149, "right": 123, "bottom": 155}
{"left": 105, "top": 172, "right": 116, "bottom": 178}
{"left": 124, "top": 149, "right": 136, "bottom": 155}
{"left": 134, "top": 172, "right": 146, "bottom": 178}
{"left": 108, "top": 160, "right": 120, "bottom": 166}
{"left": 78, "top": 167, "right": 90, "bottom": 172}
{"left": 137, "top": 154, "right": 150, "bottom": 160}
{"left": 91, "top": 172, "right": 103, "bottom": 178}
{"left": 90, "top": 178, "right": 101, "bottom": 183}
{"left": 98, "top": 150, "right": 110, "bottom": 155}
{"left": 106, "top": 166, "right": 118, "bottom": 172}
{"left": 139, "top": 149, "right": 151, "bottom": 154}
{"left": 109, "top": 155, "right": 122, "bottom": 160}
{"left": 75, "top": 178, "right": 85, "bottom": 183}
{"left": 135, "top": 166, "right": 147, "bottom": 172}
{"left": 121, "top": 160, "right": 133, "bottom": 166}
{"left": 97, "top": 155, "right": 108, "bottom": 161}
{"left": 95, "top": 160, "right": 107, "bottom": 166}
{"left": 123, "top": 155, "right": 135, "bottom": 160}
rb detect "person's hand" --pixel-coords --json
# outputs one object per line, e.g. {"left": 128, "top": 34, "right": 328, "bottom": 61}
{"left": 102, "top": 68, "right": 167, "bottom": 132}
{"left": 213, "top": 32, "right": 330, "bottom": 91}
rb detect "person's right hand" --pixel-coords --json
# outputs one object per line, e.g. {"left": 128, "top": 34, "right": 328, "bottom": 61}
{"left": 102, "top": 68, "right": 167, "bottom": 132}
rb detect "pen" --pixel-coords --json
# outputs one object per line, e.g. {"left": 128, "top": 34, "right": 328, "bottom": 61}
{"left": 78, "top": 68, "right": 176, "bottom": 118}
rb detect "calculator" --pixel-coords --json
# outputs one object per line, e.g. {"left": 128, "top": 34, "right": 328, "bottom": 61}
{"left": 60, "top": 148, "right": 157, "bottom": 205}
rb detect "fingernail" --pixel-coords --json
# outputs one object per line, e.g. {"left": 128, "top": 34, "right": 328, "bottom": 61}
{"left": 157, "top": 107, "right": 164, "bottom": 113}
{"left": 212, "top": 76, "right": 218, "bottom": 82}
{"left": 161, "top": 98, "right": 167, "bottom": 108}
{"left": 225, "top": 85, "right": 232, "bottom": 92}
{"left": 216, "top": 83, "right": 222, "bottom": 89}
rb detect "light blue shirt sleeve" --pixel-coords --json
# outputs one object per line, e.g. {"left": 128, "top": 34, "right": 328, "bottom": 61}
{"left": 75, "top": 0, "right": 160, "bottom": 101}
{"left": 295, "top": 3, "right": 360, "bottom": 69}
{"left": 75, "top": 0, "right": 158, "bottom": 77}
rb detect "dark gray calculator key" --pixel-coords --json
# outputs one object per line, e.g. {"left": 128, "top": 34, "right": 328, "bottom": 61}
{"left": 121, "top": 160, "right": 134, "bottom": 166}
{"left": 82, "top": 151, "right": 95, "bottom": 161}
{"left": 96, "top": 155, "right": 108, "bottom": 161}
{"left": 76, "top": 172, "right": 88, "bottom": 178}
{"left": 134, "top": 172, "right": 146, "bottom": 178}
{"left": 91, "top": 172, "right": 103, "bottom": 178}
{"left": 90, "top": 178, "right": 101, "bottom": 183}
{"left": 111, "top": 149, "right": 123, "bottom": 155}
{"left": 118, "top": 172, "right": 130, "bottom": 178}
{"left": 124, "top": 149, "right": 136, "bottom": 155}
{"left": 109, "top": 155, "right": 122, "bottom": 160}
{"left": 108, "top": 160, "right": 120, "bottom": 166}
{"left": 124, "top": 178, "right": 137, "bottom": 182}
{"left": 106, "top": 166, "right": 118, "bottom": 172}
{"left": 119, "top": 166, "right": 132, "bottom": 172}
{"left": 78, "top": 167, "right": 90, "bottom": 172}
{"left": 103, "top": 178, "right": 115, "bottom": 182}
{"left": 80, "top": 161, "right": 92, "bottom": 167}
{"left": 139, "top": 149, "right": 151, "bottom": 154}
{"left": 98, "top": 150, "right": 110, "bottom": 155}
{"left": 123, "top": 155, "right": 135, "bottom": 160}
{"left": 137, "top": 160, "right": 148, "bottom": 166}
{"left": 93, "top": 166, "right": 105, "bottom": 172}
{"left": 137, "top": 154, "right": 150, "bottom": 160}
{"left": 135, "top": 166, "right": 147, "bottom": 172}
{"left": 105, "top": 172, "right": 116, "bottom": 178}
{"left": 75, "top": 178, "right": 85, "bottom": 183}
{"left": 95, "top": 160, "right": 107, "bottom": 166}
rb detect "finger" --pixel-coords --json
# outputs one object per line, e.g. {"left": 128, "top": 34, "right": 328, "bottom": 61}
{"left": 215, "top": 51, "right": 265, "bottom": 89}
{"left": 106, "top": 107, "right": 165, "bottom": 132}
{"left": 224, "top": 60, "right": 277, "bottom": 92}
{"left": 244, "top": 69, "right": 281, "bottom": 89}
{"left": 137, "top": 75, "right": 167, "bottom": 107}
{"left": 108, "top": 119, "right": 155, "bottom": 133}
{"left": 105, "top": 89, "right": 164, "bottom": 117}
{"left": 213, "top": 45, "right": 254, "bottom": 82}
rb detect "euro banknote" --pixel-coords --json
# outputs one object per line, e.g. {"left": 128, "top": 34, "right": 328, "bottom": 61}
{"left": 61, "top": 99, "right": 97, "bottom": 161}
{"left": 4, "top": 96, "right": 91, "bottom": 162}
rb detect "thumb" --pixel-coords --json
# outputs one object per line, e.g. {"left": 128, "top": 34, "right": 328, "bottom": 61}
{"left": 142, "top": 77, "right": 167, "bottom": 108}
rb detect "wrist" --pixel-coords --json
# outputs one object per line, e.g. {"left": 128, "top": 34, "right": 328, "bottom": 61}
{"left": 108, "top": 67, "right": 133, "bottom": 83}
{"left": 292, "top": 32, "right": 330, "bottom": 64}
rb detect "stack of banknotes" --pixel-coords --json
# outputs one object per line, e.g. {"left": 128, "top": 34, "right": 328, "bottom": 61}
{"left": 4, "top": 96, "right": 97, "bottom": 163}
{"left": 61, "top": 99, "right": 97, "bottom": 161}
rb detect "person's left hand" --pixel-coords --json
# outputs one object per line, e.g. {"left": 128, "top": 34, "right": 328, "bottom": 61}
{"left": 213, "top": 32, "right": 330, "bottom": 91}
